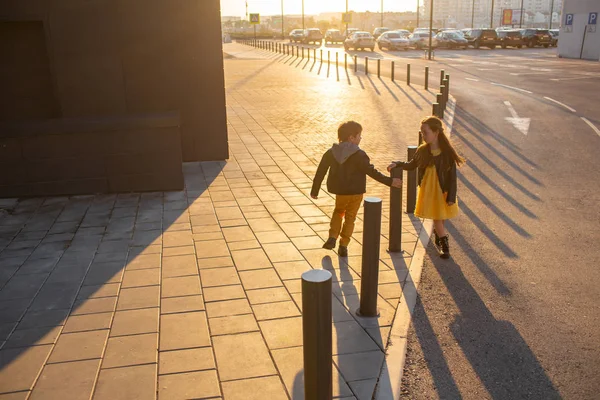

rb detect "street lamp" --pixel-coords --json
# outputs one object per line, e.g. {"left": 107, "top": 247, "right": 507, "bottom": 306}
{"left": 490, "top": 0, "right": 494, "bottom": 28}
{"left": 302, "top": 0, "right": 305, "bottom": 30}
{"left": 471, "top": 0, "right": 475, "bottom": 28}
{"left": 381, "top": 0, "right": 384, "bottom": 27}
{"left": 428, "top": 0, "right": 434, "bottom": 60}
{"left": 346, "top": 0, "right": 349, "bottom": 34}
{"left": 416, "top": 0, "right": 420, "bottom": 27}
{"left": 549, "top": 0, "right": 554, "bottom": 29}
{"left": 281, "top": 0, "right": 284, "bottom": 39}
{"left": 519, "top": 0, "right": 524, "bottom": 28}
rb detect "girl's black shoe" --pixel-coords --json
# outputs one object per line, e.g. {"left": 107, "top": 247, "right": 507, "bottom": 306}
{"left": 323, "top": 237, "right": 336, "bottom": 250}
{"left": 440, "top": 235, "right": 450, "bottom": 259}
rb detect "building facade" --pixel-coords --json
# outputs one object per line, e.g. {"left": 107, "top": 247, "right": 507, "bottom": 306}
{"left": 557, "top": 0, "right": 600, "bottom": 60}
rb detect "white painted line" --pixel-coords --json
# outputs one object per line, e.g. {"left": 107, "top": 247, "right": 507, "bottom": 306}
{"left": 543, "top": 96, "right": 576, "bottom": 112}
{"left": 510, "top": 71, "right": 553, "bottom": 76}
{"left": 477, "top": 68, "right": 496, "bottom": 71}
{"left": 581, "top": 117, "right": 600, "bottom": 137}
{"left": 550, "top": 76, "right": 596, "bottom": 82}
{"left": 491, "top": 82, "right": 533, "bottom": 94}
{"left": 465, "top": 77, "right": 479, "bottom": 81}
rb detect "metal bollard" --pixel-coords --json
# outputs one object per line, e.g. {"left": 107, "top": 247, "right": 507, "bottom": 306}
{"left": 388, "top": 169, "right": 403, "bottom": 253}
{"left": 302, "top": 47, "right": 305, "bottom": 59}
{"left": 320, "top": 49, "right": 323, "bottom": 62}
{"left": 440, "top": 85, "right": 446, "bottom": 114}
{"left": 365, "top": 57, "right": 369, "bottom": 75}
{"left": 302, "top": 269, "right": 333, "bottom": 400}
{"left": 354, "top": 56, "right": 358, "bottom": 72}
{"left": 391, "top": 61, "right": 395, "bottom": 81}
{"left": 336, "top": 52, "right": 338, "bottom": 68}
{"left": 377, "top": 59, "right": 381, "bottom": 78}
{"left": 444, "top": 75, "right": 450, "bottom": 106}
{"left": 358, "top": 197, "right": 382, "bottom": 317}
{"left": 407, "top": 63, "right": 411, "bottom": 85}
{"left": 425, "top": 66, "right": 429, "bottom": 90}
{"left": 296, "top": 46, "right": 299, "bottom": 57}
{"left": 344, "top": 53, "right": 347, "bottom": 69}
{"left": 437, "top": 93, "right": 444, "bottom": 119}
{"left": 432, "top": 102, "right": 439, "bottom": 119}
{"left": 406, "top": 146, "right": 418, "bottom": 214}
{"left": 440, "top": 69, "right": 445, "bottom": 85}
{"left": 328, "top": 50, "right": 330, "bottom": 65}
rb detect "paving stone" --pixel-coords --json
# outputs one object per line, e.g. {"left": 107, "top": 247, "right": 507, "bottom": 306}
{"left": 259, "top": 316, "right": 303, "bottom": 349}
{"left": 110, "top": 308, "right": 159, "bottom": 337}
{"left": 4, "top": 326, "right": 62, "bottom": 348}
{"left": 332, "top": 320, "right": 381, "bottom": 355}
{"left": 239, "top": 269, "right": 283, "bottom": 290}
{"left": 63, "top": 312, "right": 113, "bottom": 333}
{"left": 263, "top": 201, "right": 294, "bottom": 214}
{"left": 215, "top": 206, "right": 244, "bottom": 221}
{"left": 200, "top": 267, "right": 240, "bottom": 288}
{"left": 190, "top": 214, "right": 218, "bottom": 226}
{"left": 197, "top": 256, "right": 233, "bottom": 269}
{"left": 160, "top": 312, "right": 210, "bottom": 351}
{"left": 93, "top": 364, "right": 157, "bottom": 400}
{"left": 203, "top": 285, "right": 245, "bottom": 302}
{"left": 254, "top": 230, "right": 289, "bottom": 244}
{"left": 212, "top": 332, "right": 276, "bottom": 381}
{"left": 15, "top": 258, "right": 59, "bottom": 276}
{"left": 158, "top": 370, "right": 220, "bottom": 399}
{"left": 192, "top": 232, "right": 223, "bottom": 241}
{"left": 0, "top": 345, "right": 53, "bottom": 392}
{"left": 161, "top": 254, "right": 197, "bottom": 278}
{"left": 263, "top": 242, "right": 304, "bottom": 263}
{"left": 120, "top": 268, "right": 160, "bottom": 289}
{"left": 272, "top": 346, "right": 352, "bottom": 398}
{"left": 365, "top": 326, "right": 391, "bottom": 351}
{"left": 191, "top": 224, "right": 221, "bottom": 235}
{"left": 273, "top": 260, "right": 312, "bottom": 280}
{"left": 253, "top": 301, "right": 300, "bottom": 321}
{"left": 209, "top": 314, "right": 259, "bottom": 336}
{"left": 378, "top": 282, "right": 403, "bottom": 300}
{"left": 161, "top": 276, "right": 201, "bottom": 298}
{"left": 117, "top": 286, "right": 160, "bottom": 311}
{"left": 291, "top": 235, "right": 326, "bottom": 250}
{"left": 162, "top": 231, "right": 193, "bottom": 248}
{"left": 293, "top": 204, "right": 326, "bottom": 217}
{"left": 159, "top": 347, "right": 215, "bottom": 375}
{"left": 72, "top": 297, "right": 117, "bottom": 315}
{"left": 222, "top": 375, "right": 288, "bottom": 400}
{"left": 77, "top": 283, "right": 120, "bottom": 299}
{"left": 246, "top": 287, "right": 291, "bottom": 305}
{"left": 278, "top": 221, "right": 314, "bottom": 238}
{"left": 195, "top": 239, "right": 230, "bottom": 259}
{"left": 103, "top": 333, "right": 158, "bottom": 368}
{"left": 161, "top": 295, "right": 205, "bottom": 314}
{"left": 0, "top": 391, "right": 29, "bottom": 399}
{"left": 83, "top": 262, "right": 125, "bottom": 285}
{"left": 125, "top": 254, "right": 161, "bottom": 270}
{"left": 29, "top": 359, "right": 100, "bottom": 400}
{"left": 162, "top": 245, "right": 194, "bottom": 257}
{"left": 17, "top": 309, "right": 69, "bottom": 329}
{"left": 248, "top": 218, "right": 280, "bottom": 233}
{"left": 205, "top": 299, "right": 252, "bottom": 319}
{"left": 48, "top": 330, "right": 108, "bottom": 363}
{"left": 0, "top": 274, "right": 47, "bottom": 301}
{"left": 28, "top": 282, "right": 80, "bottom": 311}
{"left": 349, "top": 378, "right": 378, "bottom": 400}
{"left": 231, "top": 248, "right": 272, "bottom": 271}
{"left": 283, "top": 278, "right": 302, "bottom": 294}
{"left": 333, "top": 350, "right": 385, "bottom": 381}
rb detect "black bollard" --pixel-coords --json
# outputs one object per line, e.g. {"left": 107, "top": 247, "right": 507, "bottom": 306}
{"left": 302, "top": 269, "right": 333, "bottom": 400}
{"left": 358, "top": 197, "right": 382, "bottom": 317}
{"left": 328, "top": 50, "right": 330, "bottom": 65}
{"left": 336, "top": 52, "right": 338, "bottom": 68}
{"left": 302, "top": 47, "right": 305, "bottom": 59}
{"left": 407, "top": 63, "right": 411, "bottom": 85}
{"left": 365, "top": 57, "right": 369, "bottom": 75}
{"left": 439, "top": 86, "right": 446, "bottom": 114}
{"left": 344, "top": 53, "right": 347, "bottom": 69}
{"left": 437, "top": 92, "right": 445, "bottom": 119}
{"left": 320, "top": 49, "right": 323, "bottom": 62}
{"left": 354, "top": 56, "right": 358, "bottom": 72}
{"left": 388, "top": 169, "right": 403, "bottom": 253}
{"left": 406, "top": 146, "right": 418, "bottom": 214}
{"left": 440, "top": 69, "right": 445, "bottom": 85}
{"left": 444, "top": 76, "right": 450, "bottom": 106}
{"left": 432, "top": 102, "right": 439, "bottom": 119}
{"left": 391, "top": 61, "right": 395, "bottom": 81}
{"left": 377, "top": 59, "right": 381, "bottom": 78}
{"left": 425, "top": 66, "right": 429, "bottom": 90}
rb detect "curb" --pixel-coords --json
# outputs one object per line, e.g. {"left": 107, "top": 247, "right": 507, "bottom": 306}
{"left": 374, "top": 95, "right": 457, "bottom": 399}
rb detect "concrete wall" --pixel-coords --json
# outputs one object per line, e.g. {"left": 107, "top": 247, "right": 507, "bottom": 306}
{"left": 0, "top": 0, "right": 228, "bottom": 162}
{"left": 0, "top": 113, "right": 184, "bottom": 197}
{"left": 558, "top": 0, "right": 600, "bottom": 60}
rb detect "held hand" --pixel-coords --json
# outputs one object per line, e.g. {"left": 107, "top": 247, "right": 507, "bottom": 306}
{"left": 391, "top": 178, "right": 403, "bottom": 188}
{"left": 387, "top": 163, "right": 397, "bottom": 172}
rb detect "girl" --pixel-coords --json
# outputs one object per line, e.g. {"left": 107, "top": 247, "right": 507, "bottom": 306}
{"left": 387, "top": 116, "right": 465, "bottom": 259}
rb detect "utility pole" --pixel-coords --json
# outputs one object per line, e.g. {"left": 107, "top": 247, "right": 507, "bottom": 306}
{"left": 549, "top": 0, "right": 554, "bottom": 29}
{"left": 281, "top": 0, "right": 284, "bottom": 39}
{"left": 490, "top": 0, "right": 494, "bottom": 28}
{"left": 302, "top": 0, "right": 305, "bottom": 30}
{"left": 471, "top": 0, "right": 475, "bottom": 28}
{"left": 519, "top": 0, "right": 524, "bottom": 28}
{"left": 345, "top": 0, "right": 349, "bottom": 34}
{"left": 381, "top": 0, "right": 384, "bottom": 26}
{"left": 416, "top": 0, "right": 420, "bottom": 28}
{"left": 428, "top": 0, "right": 434, "bottom": 60}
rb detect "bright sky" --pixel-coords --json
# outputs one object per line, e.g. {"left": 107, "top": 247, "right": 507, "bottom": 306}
{"left": 220, "top": 0, "right": 416, "bottom": 18}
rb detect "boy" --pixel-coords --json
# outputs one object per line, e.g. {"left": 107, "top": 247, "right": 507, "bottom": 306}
{"left": 311, "top": 121, "right": 402, "bottom": 257}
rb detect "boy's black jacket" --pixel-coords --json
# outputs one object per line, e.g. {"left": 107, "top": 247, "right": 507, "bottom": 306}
{"left": 393, "top": 144, "right": 457, "bottom": 204}
{"left": 311, "top": 142, "right": 393, "bottom": 197}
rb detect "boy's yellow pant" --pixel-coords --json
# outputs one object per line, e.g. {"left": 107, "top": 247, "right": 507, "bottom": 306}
{"left": 329, "top": 194, "right": 363, "bottom": 247}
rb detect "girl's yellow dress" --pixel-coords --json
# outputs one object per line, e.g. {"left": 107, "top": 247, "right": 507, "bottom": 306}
{"left": 414, "top": 148, "right": 459, "bottom": 220}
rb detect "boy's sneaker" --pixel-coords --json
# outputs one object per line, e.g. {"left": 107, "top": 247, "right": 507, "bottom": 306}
{"left": 323, "top": 238, "right": 336, "bottom": 250}
{"left": 338, "top": 245, "right": 348, "bottom": 257}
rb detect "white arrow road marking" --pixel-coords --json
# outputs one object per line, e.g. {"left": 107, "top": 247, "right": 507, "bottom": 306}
{"left": 504, "top": 101, "right": 530, "bottom": 135}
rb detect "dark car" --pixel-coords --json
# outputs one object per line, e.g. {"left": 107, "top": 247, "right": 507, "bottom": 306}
{"left": 303, "top": 28, "right": 323, "bottom": 44}
{"left": 497, "top": 29, "right": 523, "bottom": 48}
{"left": 289, "top": 29, "right": 305, "bottom": 43}
{"left": 434, "top": 31, "right": 468, "bottom": 49}
{"left": 520, "top": 28, "right": 552, "bottom": 48}
{"left": 549, "top": 29, "right": 559, "bottom": 46}
{"left": 325, "top": 29, "right": 345, "bottom": 44}
{"left": 464, "top": 29, "right": 498, "bottom": 49}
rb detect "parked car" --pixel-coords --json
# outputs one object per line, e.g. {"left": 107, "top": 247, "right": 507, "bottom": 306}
{"left": 414, "top": 27, "right": 440, "bottom": 34}
{"left": 377, "top": 31, "right": 410, "bottom": 50}
{"left": 302, "top": 28, "right": 323, "bottom": 44}
{"left": 345, "top": 28, "right": 360, "bottom": 38}
{"left": 464, "top": 29, "right": 498, "bottom": 49}
{"left": 434, "top": 31, "right": 468, "bottom": 49}
{"left": 408, "top": 31, "right": 434, "bottom": 49}
{"left": 520, "top": 28, "right": 552, "bottom": 48}
{"left": 344, "top": 31, "right": 375, "bottom": 51}
{"left": 395, "top": 29, "right": 412, "bottom": 37}
{"left": 289, "top": 29, "right": 305, "bottom": 43}
{"left": 549, "top": 29, "right": 559, "bottom": 46}
{"left": 497, "top": 29, "right": 523, "bottom": 48}
{"left": 373, "top": 27, "right": 390, "bottom": 39}
{"left": 325, "top": 29, "right": 345, "bottom": 44}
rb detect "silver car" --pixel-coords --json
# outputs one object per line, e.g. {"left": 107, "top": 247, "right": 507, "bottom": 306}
{"left": 377, "top": 31, "right": 410, "bottom": 50}
{"left": 344, "top": 32, "right": 375, "bottom": 51}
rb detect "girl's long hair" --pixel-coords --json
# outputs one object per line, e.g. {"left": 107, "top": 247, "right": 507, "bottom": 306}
{"left": 421, "top": 116, "right": 465, "bottom": 167}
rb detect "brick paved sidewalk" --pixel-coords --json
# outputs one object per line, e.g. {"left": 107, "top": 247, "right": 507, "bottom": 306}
{"left": 0, "top": 44, "right": 435, "bottom": 399}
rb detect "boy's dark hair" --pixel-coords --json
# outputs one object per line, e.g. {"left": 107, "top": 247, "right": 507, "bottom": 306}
{"left": 337, "top": 121, "right": 362, "bottom": 142}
